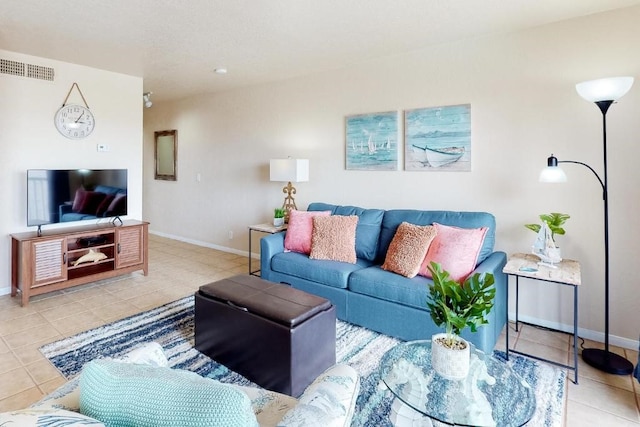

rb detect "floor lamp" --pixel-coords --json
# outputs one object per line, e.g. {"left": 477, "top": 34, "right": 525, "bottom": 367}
{"left": 539, "top": 76, "right": 634, "bottom": 375}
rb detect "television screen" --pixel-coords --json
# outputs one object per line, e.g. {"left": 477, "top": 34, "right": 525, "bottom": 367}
{"left": 27, "top": 169, "right": 128, "bottom": 227}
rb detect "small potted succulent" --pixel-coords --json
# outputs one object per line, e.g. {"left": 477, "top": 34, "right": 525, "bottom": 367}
{"left": 426, "top": 262, "right": 495, "bottom": 380}
{"left": 273, "top": 208, "right": 285, "bottom": 227}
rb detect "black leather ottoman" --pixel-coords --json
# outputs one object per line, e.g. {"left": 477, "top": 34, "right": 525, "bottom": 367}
{"left": 194, "top": 275, "right": 336, "bottom": 397}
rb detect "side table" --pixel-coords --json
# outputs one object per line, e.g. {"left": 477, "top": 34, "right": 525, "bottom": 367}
{"left": 503, "top": 253, "right": 581, "bottom": 383}
{"left": 248, "top": 223, "right": 287, "bottom": 276}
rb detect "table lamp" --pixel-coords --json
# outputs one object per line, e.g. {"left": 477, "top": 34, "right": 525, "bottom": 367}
{"left": 269, "top": 158, "right": 309, "bottom": 221}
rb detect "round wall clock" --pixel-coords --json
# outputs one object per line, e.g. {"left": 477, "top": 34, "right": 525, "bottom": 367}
{"left": 54, "top": 104, "right": 95, "bottom": 139}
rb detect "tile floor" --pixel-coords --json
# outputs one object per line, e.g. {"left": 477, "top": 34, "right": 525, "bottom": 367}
{"left": 1, "top": 234, "right": 639, "bottom": 425}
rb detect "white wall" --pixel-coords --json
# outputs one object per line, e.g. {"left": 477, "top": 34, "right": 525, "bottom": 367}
{"left": 143, "top": 7, "right": 640, "bottom": 347}
{"left": 0, "top": 50, "right": 144, "bottom": 295}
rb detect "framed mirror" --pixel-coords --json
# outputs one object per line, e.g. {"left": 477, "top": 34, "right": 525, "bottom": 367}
{"left": 154, "top": 130, "right": 177, "bottom": 181}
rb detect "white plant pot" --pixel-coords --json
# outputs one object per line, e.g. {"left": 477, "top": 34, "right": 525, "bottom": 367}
{"left": 431, "top": 333, "right": 470, "bottom": 380}
{"left": 273, "top": 217, "right": 285, "bottom": 227}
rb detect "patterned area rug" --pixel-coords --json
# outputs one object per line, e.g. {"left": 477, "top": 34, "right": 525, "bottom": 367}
{"left": 40, "top": 296, "right": 565, "bottom": 426}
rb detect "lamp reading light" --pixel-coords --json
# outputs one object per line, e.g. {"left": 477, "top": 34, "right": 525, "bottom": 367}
{"left": 541, "top": 76, "right": 634, "bottom": 376}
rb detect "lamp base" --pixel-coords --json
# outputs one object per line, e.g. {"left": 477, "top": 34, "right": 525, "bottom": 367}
{"left": 582, "top": 348, "right": 633, "bottom": 375}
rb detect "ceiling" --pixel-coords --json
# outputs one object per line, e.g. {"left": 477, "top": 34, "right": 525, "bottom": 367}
{"left": 2, "top": 0, "right": 639, "bottom": 102}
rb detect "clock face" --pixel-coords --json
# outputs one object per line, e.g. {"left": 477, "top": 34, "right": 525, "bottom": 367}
{"left": 54, "top": 104, "right": 95, "bottom": 139}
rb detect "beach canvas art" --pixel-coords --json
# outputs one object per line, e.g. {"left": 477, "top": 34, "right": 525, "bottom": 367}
{"left": 405, "top": 104, "right": 471, "bottom": 171}
{"left": 345, "top": 111, "right": 398, "bottom": 171}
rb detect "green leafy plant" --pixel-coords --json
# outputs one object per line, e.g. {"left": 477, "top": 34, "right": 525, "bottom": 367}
{"left": 524, "top": 212, "right": 570, "bottom": 242}
{"left": 426, "top": 262, "right": 495, "bottom": 348}
{"left": 274, "top": 208, "right": 285, "bottom": 219}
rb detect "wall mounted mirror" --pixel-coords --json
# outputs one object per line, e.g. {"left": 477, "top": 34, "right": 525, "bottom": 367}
{"left": 154, "top": 129, "right": 177, "bottom": 181}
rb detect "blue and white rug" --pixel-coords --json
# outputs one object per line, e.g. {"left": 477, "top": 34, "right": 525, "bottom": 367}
{"left": 40, "top": 296, "right": 565, "bottom": 426}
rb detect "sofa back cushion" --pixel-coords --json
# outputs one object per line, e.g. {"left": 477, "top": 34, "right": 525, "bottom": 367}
{"left": 308, "top": 203, "right": 384, "bottom": 262}
{"left": 378, "top": 210, "right": 496, "bottom": 264}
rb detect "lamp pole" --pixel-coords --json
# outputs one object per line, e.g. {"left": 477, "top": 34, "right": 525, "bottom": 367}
{"left": 577, "top": 100, "right": 633, "bottom": 375}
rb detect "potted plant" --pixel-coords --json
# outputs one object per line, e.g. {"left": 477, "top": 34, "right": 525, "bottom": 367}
{"left": 524, "top": 212, "right": 570, "bottom": 244}
{"left": 426, "top": 262, "right": 495, "bottom": 380}
{"left": 525, "top": 212, "right": 569, "bottom": 262}
{"left": 273, "top": 208, "right": 285, "bottom": 227}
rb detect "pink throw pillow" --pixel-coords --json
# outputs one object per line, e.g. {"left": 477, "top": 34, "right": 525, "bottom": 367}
{"left": 309, "top": 215, "right": 359, "bottom": 263}
{"left": 418, "top": 223, "right": 488, "bottom": 283}
{"left": 284, "top": 210, "right": 331, "bottom": 254}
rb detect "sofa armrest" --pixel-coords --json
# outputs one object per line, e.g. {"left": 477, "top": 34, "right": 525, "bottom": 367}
{"left": 277, "top": 364, "right": 360, "bottom": 427}
{"left": 260, "top": 232, "right": 286, "bottom": 281}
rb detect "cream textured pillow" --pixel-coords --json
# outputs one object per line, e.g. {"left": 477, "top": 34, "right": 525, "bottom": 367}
{"left": 418, "top": 222, "right": 488, "bottom": 282}
{"left": 382, "top": 222, "right": 437, "bottom": 278}
{"left": 309, "top": 215, "right": 359, "bottom": 263}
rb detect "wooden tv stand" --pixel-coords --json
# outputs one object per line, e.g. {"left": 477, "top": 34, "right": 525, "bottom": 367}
{"left": 11, "top": 220, "right": 148, "bottom": 306}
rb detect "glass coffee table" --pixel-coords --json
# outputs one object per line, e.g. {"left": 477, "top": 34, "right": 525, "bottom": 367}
{"left": 379, "top": 340, "right": 535, "bottom": 427}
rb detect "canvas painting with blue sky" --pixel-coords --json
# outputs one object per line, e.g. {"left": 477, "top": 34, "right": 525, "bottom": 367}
{"left": 405, "top": 104, "right": 471, "bottom": 171}
{"left": 345, "top": 111, "right": 398, "bottom": 171}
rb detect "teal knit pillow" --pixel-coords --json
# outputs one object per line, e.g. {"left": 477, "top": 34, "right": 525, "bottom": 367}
{"left": 79, "top": 360, "right": 258, "bottom": 427}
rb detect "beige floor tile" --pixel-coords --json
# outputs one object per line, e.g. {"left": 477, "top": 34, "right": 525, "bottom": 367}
{"left": 90, "top": 300, "right": 140, "bottom": 323}
{"left": 0, "top": 303, "right": 39, "bottom": 323}
{"left": 0, "top": 387, "right": 43, "bottom": 412}
{"left": 0, "top": 312, "right": 48, "bottom": 337}
{"left": 38, "top": 375, "right": 67, "bottom": 395}
{"left": 39, "top": 302, "right": 88, "bottom": 323}
{"left": 53, "top": 311, "right": 105, "bottom": 337}
{"left": 566, "top": 399, "right": 640, "bottom": 426}
{"left": 12, "top": 338, "right": 55, "bottom": 366}
{"left": 77, "top": 292, "right": 124, "bottom": 310}
{"left": 573, "top": 352, "right": 635, "bottom": 392}
{"left": 513, "top": 337, "right": 569, "bottom": 366}
{"left": 3, "top": 324, "right": 61, "bottom": 350}
{"left": 25, "top": 359, "right": 61, "bottom": 385}
{"left": 0, "top": 352, "right": 21, "bottom": 374}
{"left": 126, "top": 290, "right": 176, "bottom": 311}
{"left": 61, "top": 284, "right": 107, "bottom": 301}
{"left": 29, "top": 293, "right": 76, "bottom": 311}
{"left": 0, "top": 338, "right": 9, "bottom": 354}
{"left": 568, "top": 376, "right": 640, "bottom": 422}
{"left": 0, "top": 367, "right": 37, "bottom": 400}
{"left": 517, "top": 324, "right": 571, "bottom": 351}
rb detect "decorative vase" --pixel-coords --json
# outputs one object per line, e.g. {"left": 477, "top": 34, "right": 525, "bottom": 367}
{"left": 273, "top": 217, "right": 284, "bottom": 227}
{"left": 431, "top": 333, "right": 470, "bottom": 380}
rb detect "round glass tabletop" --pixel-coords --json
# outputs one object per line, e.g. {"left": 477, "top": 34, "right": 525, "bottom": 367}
{"left": 379, "top": 340, "right": 535, "bottom": 427}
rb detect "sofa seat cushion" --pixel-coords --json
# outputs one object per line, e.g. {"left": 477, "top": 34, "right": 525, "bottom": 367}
{"left": 348, "top": 266, "right": 432, "bottom": 311}
{"left": 271, "top": 252, "right": 372, "bottom": 289}
{"left": 308, "top": 203, "right": 384, "bottom": 262}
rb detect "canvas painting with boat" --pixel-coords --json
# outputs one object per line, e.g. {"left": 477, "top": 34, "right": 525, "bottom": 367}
{"left": 405, "top": 104, "right": 471, "bottom": 171}
{"left": 345, "top": 111, "right": 399, "bottom": 171}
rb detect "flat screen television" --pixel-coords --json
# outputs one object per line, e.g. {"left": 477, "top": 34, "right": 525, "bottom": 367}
{"left": 27, "top": 169, "right": 128, "bottom": 231}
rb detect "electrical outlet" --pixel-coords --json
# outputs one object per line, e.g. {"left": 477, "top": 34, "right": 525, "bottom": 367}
{"left": 196, "top": 173, "right": 201, "bottom": 182}
{"left": 228, "top": 230, "right": 233, "bottom": 240}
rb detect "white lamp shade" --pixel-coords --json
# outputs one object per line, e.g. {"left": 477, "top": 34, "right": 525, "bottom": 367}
{"left": 539, "top": 166, "right": 567, "bottom": 183}
{"left": 269, "top": 158, "right": 309, "bottom": 183}
{"left": 576, "top": 77, "right": 634, "bottom": 102}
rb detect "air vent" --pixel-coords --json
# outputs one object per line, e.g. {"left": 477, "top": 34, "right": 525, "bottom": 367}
{"left": 0, "top": 58, "right": 54, "bottom": 81}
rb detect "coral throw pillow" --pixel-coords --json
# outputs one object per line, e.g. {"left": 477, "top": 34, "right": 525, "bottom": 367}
{"left": 309, "top": 215, "right": 359, "bottom": 264}
{"left": 418, "top": 223, "right": 488, "bottom": 282}
{"left": 284, "top": 210, "right": 331, "bottom": 254}
{"left": 382, "top": 222, "right": 437, "bottom": 278}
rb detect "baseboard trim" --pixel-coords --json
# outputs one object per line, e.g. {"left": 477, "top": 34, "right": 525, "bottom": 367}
{"left": 508, "top": 311, "right": 638, "bottom": 351}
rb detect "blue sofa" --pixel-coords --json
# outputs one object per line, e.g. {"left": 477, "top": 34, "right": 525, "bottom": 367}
{"left": 260, "top": 202, "right": 507, "bottom": 354}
